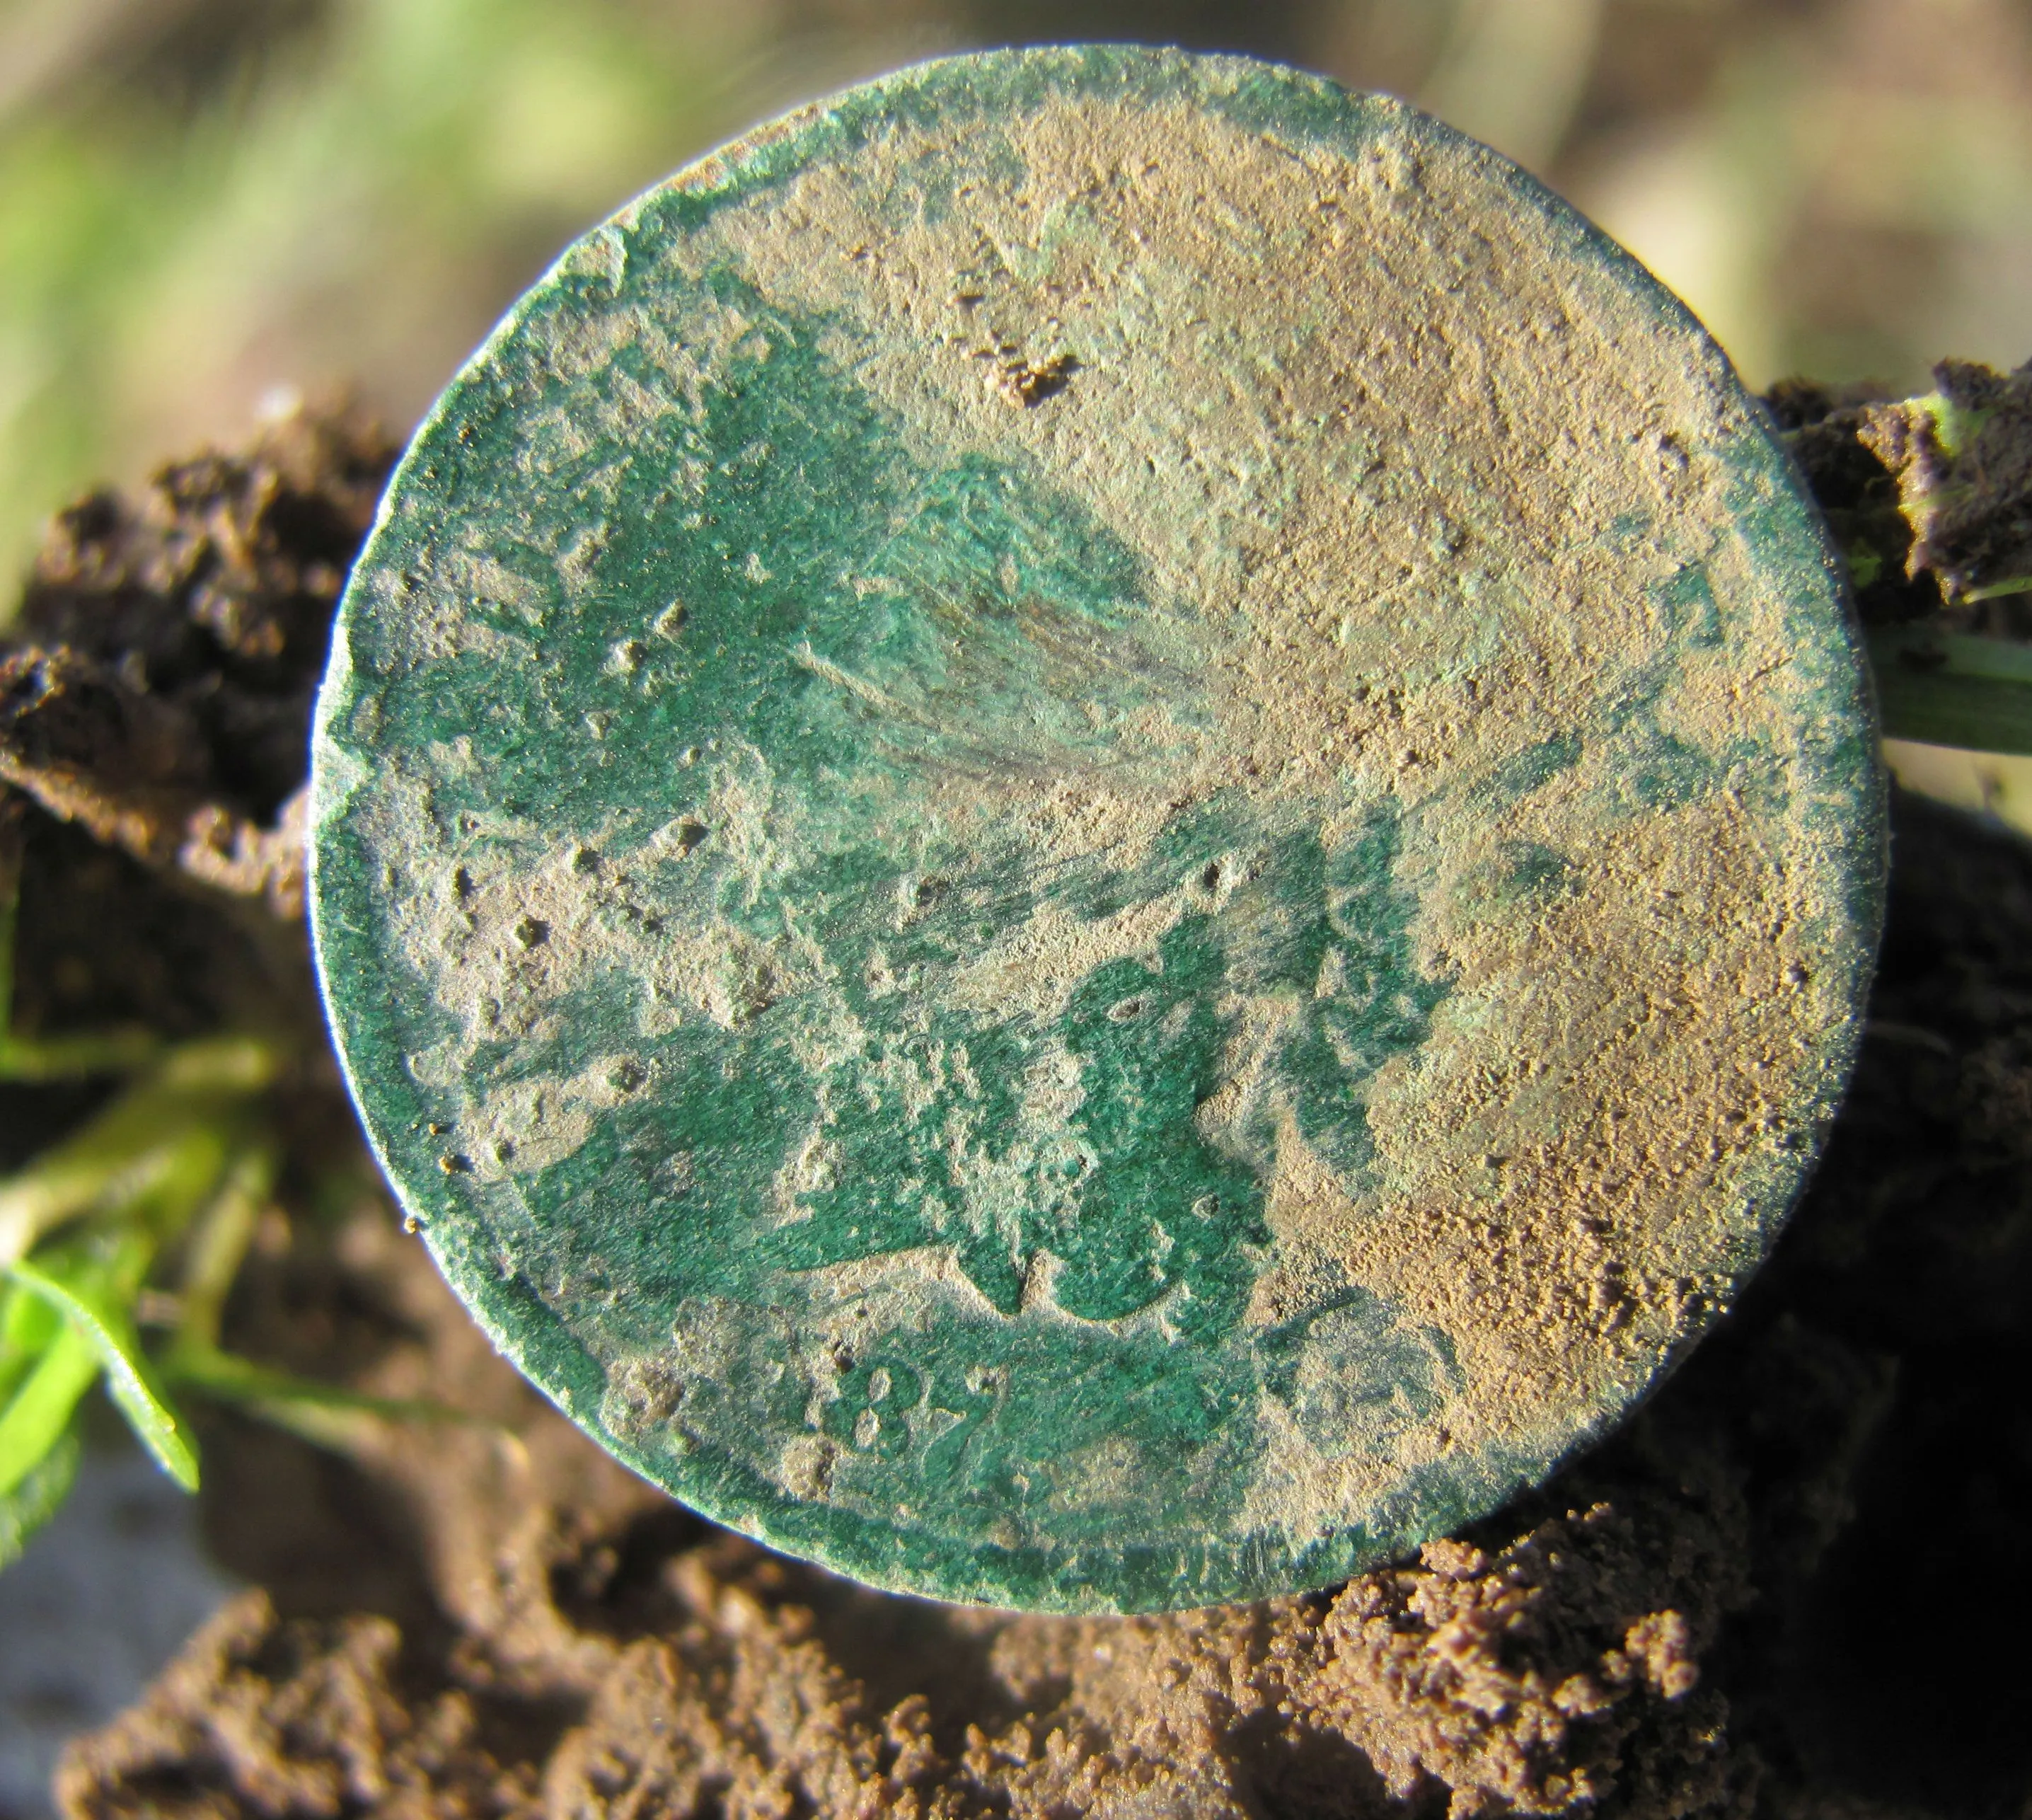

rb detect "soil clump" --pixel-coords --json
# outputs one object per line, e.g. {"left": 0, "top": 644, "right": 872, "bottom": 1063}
{"left": 1771, "top": 355, "right": 2032, "bottom": 635}
{"left": 8, "top": 393, "right": 2031, "bottom": 1817}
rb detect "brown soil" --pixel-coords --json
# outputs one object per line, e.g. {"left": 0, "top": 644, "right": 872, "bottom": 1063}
{"left": 1770, "top": 357, "right": 2032, "bottom": 635}
{"left": 9, "top": 391, "right": 2032, "bottom": 1818}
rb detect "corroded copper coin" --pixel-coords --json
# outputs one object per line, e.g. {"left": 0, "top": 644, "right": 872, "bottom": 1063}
{"left": 311, "top": 47, "right": 1883, "bottom": 1612}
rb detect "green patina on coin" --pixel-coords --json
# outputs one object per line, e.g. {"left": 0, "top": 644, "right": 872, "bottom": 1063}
{"left": 308, "top": 47, "right": 1885, "bottom": 1613}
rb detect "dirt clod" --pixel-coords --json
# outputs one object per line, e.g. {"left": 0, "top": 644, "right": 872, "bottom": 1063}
{"left": 1, "top": 399, "right": 396, "bottom": 918}
{"left": 1859, "top": 358, "right": 2032, "bottom": 612}
{"left": 1772, "top": 357, "right": 2032, "bottom": 634}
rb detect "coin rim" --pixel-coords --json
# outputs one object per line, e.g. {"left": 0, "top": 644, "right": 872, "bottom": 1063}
{"left": 308, "top": 42, "right": 1888, "bottom": 1613}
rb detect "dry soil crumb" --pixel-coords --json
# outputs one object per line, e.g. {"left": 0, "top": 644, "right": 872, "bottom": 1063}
{"left": 1772, "top": 357, "right": 2032, "bottom": 637}
{"left": 1, "top": 398, "right": 396, "bottom": 917}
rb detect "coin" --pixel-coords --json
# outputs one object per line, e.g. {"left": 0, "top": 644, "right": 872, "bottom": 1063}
{"left": 310, "top": 46, "right": 1883, "bottom": 1613}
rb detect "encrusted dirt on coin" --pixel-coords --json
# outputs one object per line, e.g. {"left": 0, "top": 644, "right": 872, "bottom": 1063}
{"left": 14, "top": 399, "right": 2032, "bottom": 1818}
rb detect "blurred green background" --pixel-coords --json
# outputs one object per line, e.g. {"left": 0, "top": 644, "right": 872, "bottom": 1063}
{"left": 3, "top": 0, "right": 2031, "bottom": 596}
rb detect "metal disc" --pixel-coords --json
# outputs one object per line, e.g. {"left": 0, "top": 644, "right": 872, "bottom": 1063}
{"left": 310, "top": 46, "right": 1884, "bottom": 1613}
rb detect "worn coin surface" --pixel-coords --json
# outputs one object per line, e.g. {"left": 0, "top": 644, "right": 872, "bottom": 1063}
{"left": 310, "top": 47, "right": 1884, "bottom": 1613}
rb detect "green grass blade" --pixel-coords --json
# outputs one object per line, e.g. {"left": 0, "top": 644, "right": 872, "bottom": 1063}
{"left": 148, "top": 1037, "right": 280, "bottom": 1098}
{"left": 10, "top": 1257, "right": 200, "bottom": 1492}
{"left": 168, "top": 1345, "right": 488, "bottom": 1458}
{"left": 0, "top": 1030, "right": 161, "bottom": 1082}
{"left": 168, "top": 1344, "right": 480, "bottom": 1429}
{"left": 0, "top": 1035, "right": 274, "bottom": 1267}
{"left": 175, "top": 1147, "right": 275, "bottom": 1354}
{"left": 130, "top": 1121, "right": 238, "bottom": 1241}
{"left": 1869, "top": 628, "right": 2032, "bottom": 757}
{"left": 0, "top": 1424, "right": 81, "bottom": 1570}
{"left": 0, "top": 1324, "right": 97, "bottom": 1499}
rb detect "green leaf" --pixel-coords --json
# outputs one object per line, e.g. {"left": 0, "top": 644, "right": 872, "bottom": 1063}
{"left": 0, "top": 1323, "right": 97, "bottom": 1499}
{"left": 1, "top": 1278, "right": 60, "bottom": 1350}
{"left": 10, "top": 1257, "right": 200, "bottom": 1492}
{"left": 0, "top": 1276, "right": 62, "bottom": 1407}
{"left": 0, "top": 1423, "right": 81, "bottom": 1571}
